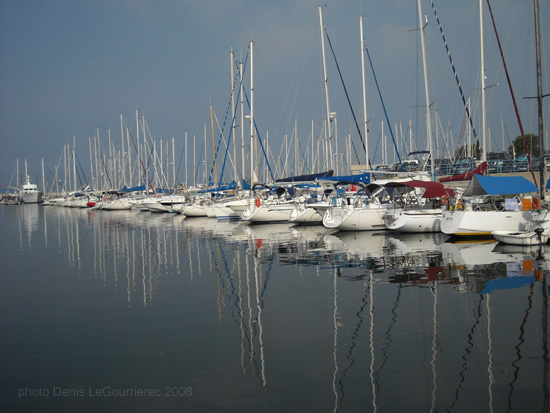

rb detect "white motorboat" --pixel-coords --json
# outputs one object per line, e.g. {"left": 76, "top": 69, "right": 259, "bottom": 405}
{"left": 20, "top": 175, "right": 43, "bottom": 204}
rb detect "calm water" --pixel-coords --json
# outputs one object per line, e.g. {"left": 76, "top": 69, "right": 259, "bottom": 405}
{"left": 1, "top": 204, "right": 549, "bottom": 412}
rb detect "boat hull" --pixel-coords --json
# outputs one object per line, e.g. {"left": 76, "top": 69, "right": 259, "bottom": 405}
{"left": 242, "top": 203, "right": 293, "bottom": 223}
{"left": 492, "top": 230, "right": 549, "bottom": 246}
{"left": 289, "top": 206, "right": 322, "bottom": 224}
{"left": 323, "top": 204, "right": 388, "bottom": 231}
{"left": 441, "top": 209, "right": 534, "bottom": 236}
{"left": 384, "top": 209, "right": 442, "bottom": 233}
{"left": 21, "top": 191, "right": 43, "bottom": 204}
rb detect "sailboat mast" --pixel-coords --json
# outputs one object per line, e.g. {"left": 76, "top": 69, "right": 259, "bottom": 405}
{"left": 360, "top": 15, "right": 369, "bottom": 170}
{"left": 249, "top": 40, "right": 255, "bottom": 188}
{"left": 417, "top": 0, "right": 435, "bottom": 180}
{"left": 479, "top": 0, "right": 487, "bottom": 163}
{"left": 319, "top": 6, "right": 333, "bottom": 171}
{"left": 534, "top": 0, "right": 545, "bottom": 194}
{"left": 240, "top": 60, "right": 246, "bottom": 185}
{"left": 230, "top": 49, "right": 238, "bottom": 184}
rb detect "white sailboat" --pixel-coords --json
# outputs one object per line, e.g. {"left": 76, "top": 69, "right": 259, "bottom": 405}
{"left": 489, "top": 0, "right": 548, "bottom": 246}
{"left": 383, "top": 180, "right": 454, "bottom": 233}
{"left": 441, "top": 0, "right": 540, "bottom": 238}
{"left": 441, "top": 175, "right": 538, "bottom": 236}
{"left": 322, "top": 183, "right": 391, "bottom": 231}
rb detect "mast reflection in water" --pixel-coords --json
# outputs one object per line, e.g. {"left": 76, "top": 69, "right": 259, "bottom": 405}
{"left": 1, "top": 205, "right": 548, "bottom": 412}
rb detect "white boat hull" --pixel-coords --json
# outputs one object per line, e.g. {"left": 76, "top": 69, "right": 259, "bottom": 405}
{"left": 102, "top": 199, "right": 132, "bottom": 210}
{"left": 289, "top": 205, "right": 322, "bottom": 224}
{"left": 323, "top": 204, "right": 388, "bottom": 231}
{"left": 441, "top": 209, "right": 534, "bottom": 236}
{"left": 492, "top": 230, "right": 549, "bottom": 246}
{"left": 384, "top": 208, "right": 443, "bottom": 233}
{"left": 182, "top": 204, "right": 207, "bottom": 217}
{"left": 21, "top": 191, "right": 43, "bottom": 204}
{"left": 242, "top": 202, "right": 294, "bottom": 223}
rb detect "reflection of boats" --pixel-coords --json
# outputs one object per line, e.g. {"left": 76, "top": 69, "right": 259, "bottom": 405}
{"left": 440, "top": 239, "right": 536, "bottom": 266}
{"left": 386, "top": 232, "right": 449, "bottom": 255}
{"left": 325, "top": 231, "right": 388, "bottom": 258}
{"left": 242, "top": 222, "right": 295, "bottom": 246}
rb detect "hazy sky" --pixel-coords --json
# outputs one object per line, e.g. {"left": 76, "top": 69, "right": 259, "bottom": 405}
{"left": 1, "top": 0, "right": 548, "bottom": 190}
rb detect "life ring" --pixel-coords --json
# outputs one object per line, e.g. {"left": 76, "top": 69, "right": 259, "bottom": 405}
{"left": 255, "top": 198, "right": 261, "bottom": 207}
{"left": 533, "top": 197, "right": 541, "bottom": 211}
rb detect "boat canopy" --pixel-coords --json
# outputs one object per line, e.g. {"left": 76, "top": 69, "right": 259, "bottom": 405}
{"left": 463, "top": 174, "right": 538, "bottom": 196}
{"left": 384, "top": 180, "right": 455, "bottom": 198}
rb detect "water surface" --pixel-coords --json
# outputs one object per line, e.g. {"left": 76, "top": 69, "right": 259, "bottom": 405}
{"left": 1, "top": 205, "right": 548, "bottom": 412}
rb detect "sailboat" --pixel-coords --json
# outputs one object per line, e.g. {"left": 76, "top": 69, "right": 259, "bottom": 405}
{"left": 441, "top": 0, "right": 541, "bottom": 237}
{"left": 490, "top": 0, "right": 548, "bottom": 246}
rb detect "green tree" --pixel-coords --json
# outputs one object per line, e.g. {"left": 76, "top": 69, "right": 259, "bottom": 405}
{"left": 508, "top": 133, "right": 542, "bottom": 157}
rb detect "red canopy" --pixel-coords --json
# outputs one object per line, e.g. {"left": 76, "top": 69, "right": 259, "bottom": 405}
{"left": 385, "top": 180, "right": 455, "bottom": 198}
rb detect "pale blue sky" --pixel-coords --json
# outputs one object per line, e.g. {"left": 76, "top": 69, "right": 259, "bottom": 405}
{"left": 1, "top": 0, "right": 548, "bottom": 189}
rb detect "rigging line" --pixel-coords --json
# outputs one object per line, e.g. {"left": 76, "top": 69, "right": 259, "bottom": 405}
{"left": 241, "top": 85, "right": 276, "bottom": 182}
{"left": 506, "top": 282, "right": 535, "bottom": 413}
{"left": 338, "top": 279, "right": 370, "bottom": 407}
{"left": 217, "top": 72, "right": 245, "bottom": 187}
{"left": 208, "top": 72, "right": 240, "bottom": 186}
{"left": 365, "top": 44, "right": 403, "bottom": 165}
{"left": 429, "top": 0, "right": 479, "bottom": 143}
{"left": 123, "top": 123, "right": 153, "bottom": 191}
{"left": 324, "top": 28, "right": 363, "bottom": 164}
{"left": 485, "top": 0, "right": 538, "bottom": 187}
{"left": 448, "top": 294, "right": 484, "bottom": 412}
{"left": 175, "top": 134, "right": 185, "bottom": 186}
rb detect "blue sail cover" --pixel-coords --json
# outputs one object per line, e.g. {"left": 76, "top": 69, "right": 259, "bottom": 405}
{"left": 463, "top": 174, "right": 538, "bottom": 196}
{"left": 317, "top": 172, "right": 371, "bottom": 185}
{"left": 198, "top": 180, "right": 237, "bottom": 193}
{"left": 119, "top": 185, "right": 146, "bottom": 192}
{"left": 275, "top": 170, "right": 334, "bottom": 183}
